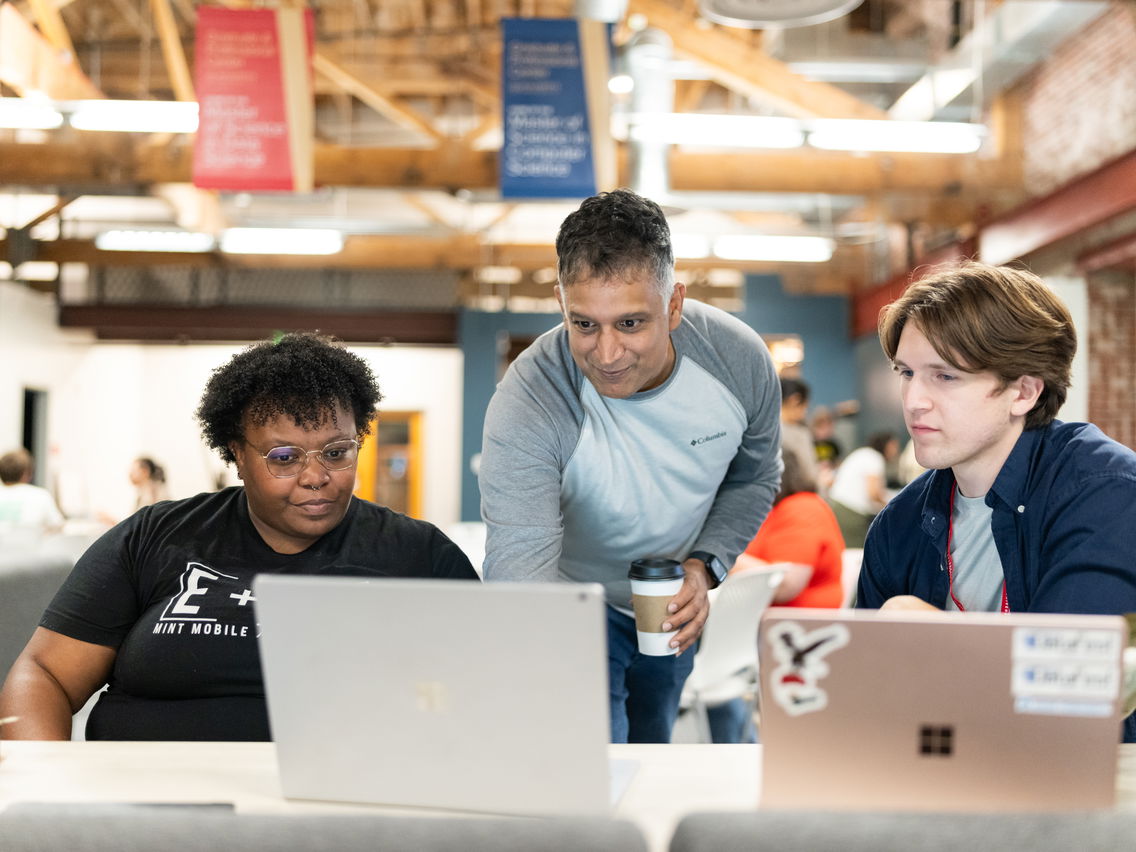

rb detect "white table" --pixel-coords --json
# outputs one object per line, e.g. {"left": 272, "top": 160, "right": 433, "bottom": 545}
{"left": 0, "top": 741, "right": 758, "bottom": 852}
{"left": 2, "top": 741, "right": 1134, "bottom": 852}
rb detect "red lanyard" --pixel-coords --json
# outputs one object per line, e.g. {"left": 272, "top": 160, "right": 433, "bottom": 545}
{"left": 946, "top": 483, "right": 1010, "bottom": 613}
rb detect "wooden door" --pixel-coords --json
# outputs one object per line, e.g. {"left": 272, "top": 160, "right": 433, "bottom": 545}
{"left": 354, "top": 411, "right": 423, "bottom": 518}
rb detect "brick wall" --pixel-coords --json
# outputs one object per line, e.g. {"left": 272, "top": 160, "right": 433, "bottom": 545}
{"left": 1087, "top": 270, "right": 1136, "bottom": 449}
{"left": 1019, "top": 4, "right": 1136, "bottom": 196}
{"left": 1017, "top": 3, "right": 1136, "bottom": 448}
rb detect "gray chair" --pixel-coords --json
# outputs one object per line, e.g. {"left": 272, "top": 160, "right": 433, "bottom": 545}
{"left": 0, "top": 807, "right": 648, "bottom": 852}
{"left": 0, "top": 553, "right": 73, "bottom": 678}
{"left": 670, "top": 810, "right": 1136, "bottom": 852}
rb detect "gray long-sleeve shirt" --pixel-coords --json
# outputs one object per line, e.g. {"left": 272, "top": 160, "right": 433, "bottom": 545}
{"left": 479, "top": 299, "right": 782, "bottom": 609}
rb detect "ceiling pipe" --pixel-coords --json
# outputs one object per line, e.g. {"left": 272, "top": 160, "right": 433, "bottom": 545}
{"left": 890, "top": 0, "right": 1110, "bottom": 121}
{"left": 623, "top": 27, "right": 674, "bottom": 203}
{"left": 574, "top": 0, "right": 627, "bottom": 22}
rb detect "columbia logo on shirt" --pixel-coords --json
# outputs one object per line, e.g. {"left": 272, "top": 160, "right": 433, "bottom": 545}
{"left": 691, "top": 431, "right": 727, "bottom": 447}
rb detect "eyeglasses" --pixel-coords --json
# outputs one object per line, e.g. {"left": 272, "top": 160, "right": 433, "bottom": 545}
{"left": 249, "top": 439, "right": 360, "bottom": 478}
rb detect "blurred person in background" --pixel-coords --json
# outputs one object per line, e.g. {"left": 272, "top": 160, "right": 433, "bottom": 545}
{"left": 827, "top": 431, "right": 900, "bottom": 548}
{"left": 130, "top": 457, "right": 168, "bottom": 509}
{"left": 778, "top": 377, "right": 819, "bottom": 486}
{"left": 734, "top": 448, "right": 846, "bottom": 609}
{"left": 705, "top": 449, "right": 846, "bottom": 743}
{"left": 0, "top": 449, "right": 64, "bottom": 545}
{"left": 896, "top": 437, "right": 925, "bottom": 486}
{"left": 809, "top": 405, "right": 842, "bottom": 493}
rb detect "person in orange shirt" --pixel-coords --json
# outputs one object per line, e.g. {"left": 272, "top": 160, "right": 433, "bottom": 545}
{"left": 705, "top": 450, "right": 846, "bottom": 742}
{"left": 732, "top": 448, "right": 846, "bottom": 608}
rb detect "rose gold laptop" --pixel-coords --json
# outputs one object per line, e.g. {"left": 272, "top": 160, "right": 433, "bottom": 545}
{"left": 758, "top": 608, "right": 1127, "bottom": 811}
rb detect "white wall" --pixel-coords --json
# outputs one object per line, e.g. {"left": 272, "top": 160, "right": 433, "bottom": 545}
{"left": 1045, "top": 275, "right": 1088, "bottom": 423}
{"left": 0, "top": 283, "right": 465, "bottom": 527}
{"left": 0, "top": 281, "right": 96, "bottom": 486}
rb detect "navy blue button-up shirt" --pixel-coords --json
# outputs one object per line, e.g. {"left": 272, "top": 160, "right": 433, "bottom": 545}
{"left": 858, "top": 420, "right": 1136, "bottom": 741}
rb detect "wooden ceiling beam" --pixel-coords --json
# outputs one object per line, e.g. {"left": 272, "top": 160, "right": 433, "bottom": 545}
{"left": 25, "top": 0, "right": 77, "bottom": 57}
{"left": 666, "top": 149, "right": 1019, "bottom": 194}
{"left": 0, "top": 3, "right": 102, "bottom": 99}
{"left": 4, "top": 233, "right": 871, "bottom": 277}
{"left": 0, "top": 233, "right": 488, "bottom": 269}
{"left": 312, "top": 51, "right": 446, "bottom": 143}
{"left": 57, "top": 304, "right": 460, "bottom": 344}
{"left": 18, "top": 194, "right": 77, "bottom": 230}
{"left": 627, "top": 0, "right": 886, "bottom": 120}
{"left": 1, "top": 139, "right": 1018, "bottom": 196}
{"left": 149, "top": 0, "right": 195, "bottom": 101}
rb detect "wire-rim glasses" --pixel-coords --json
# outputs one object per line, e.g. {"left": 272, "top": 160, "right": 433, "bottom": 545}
{"left": 249, "top": 439, "right": 360, "bottom": 478}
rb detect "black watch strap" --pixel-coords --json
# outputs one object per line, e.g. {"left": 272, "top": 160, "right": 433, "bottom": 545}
{"left": 688, "top": 550, "right": 727, "bottom": 588}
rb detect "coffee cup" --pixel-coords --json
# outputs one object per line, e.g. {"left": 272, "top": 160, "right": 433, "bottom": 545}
{"left": 628, "top": 558, "right": 685, "bottom": 656}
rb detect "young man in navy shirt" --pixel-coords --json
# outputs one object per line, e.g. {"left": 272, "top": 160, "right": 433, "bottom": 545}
{"left": 857, "top": 262, "right": 1136, "bottom": 739}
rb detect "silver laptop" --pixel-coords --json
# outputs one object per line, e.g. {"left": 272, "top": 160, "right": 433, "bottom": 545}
{"left": 254, "top": 575, "right": 614, "bottom": 816}
{"left": 758, "top": 607, "right": 1127, "bottom": 811}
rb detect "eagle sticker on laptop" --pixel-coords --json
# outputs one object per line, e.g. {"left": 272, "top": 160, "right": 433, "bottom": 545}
{"left": 768, "top": 621, "right": 850, "bottom": 716}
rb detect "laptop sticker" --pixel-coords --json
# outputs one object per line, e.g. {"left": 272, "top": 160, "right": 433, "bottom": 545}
{"left": 1011, "top": 626, "right": 1121, "bottom": 717}
{"left": 768, "top": 621, "right": 850, "bottom": 716}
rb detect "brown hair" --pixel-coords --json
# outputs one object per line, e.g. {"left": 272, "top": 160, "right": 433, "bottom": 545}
{"left": 776, "top": 447, "right": 817, "bottom": 504}
{"left": 0, "top": 448, "right": 33, "bottom": 485}
{"left": 878, "top": 262, "right": 1075, "bottom": 430}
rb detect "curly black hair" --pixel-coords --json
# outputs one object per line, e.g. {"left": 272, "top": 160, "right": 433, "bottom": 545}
{"left": 196, "top": 332, "right": 383, "bottom": 464}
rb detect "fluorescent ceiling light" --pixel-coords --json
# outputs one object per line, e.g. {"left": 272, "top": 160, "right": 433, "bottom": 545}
{"left": 68, "top": 100, "right": 199, "bottom": 133}
{"left": 714, "top": 235, "right": 834, "bottom": 263}
{"left": 220, "top": 228, "right": 344, "bottom": 256}
{"left": 608, "top": 74, "right": 634, "bottom": 95}
{"left": 671, "top": 233, "right": 711, "bottom": 259}
{"left": 614, "top": 112, "right": 983, "bottom": 154}
{"left": 623, "top": 114, "right": 805, "bottom": 149}
{"left": 0, "top": 98, "right": 64, "bottom": 130}
{"left": 13, "top": 261, "right": 59, "bottom": 281}
{"left": 95, "top": 230, "right": 216, "bottom": 253}
{"left": 477, "top": 265, "right": 523, "bottom": 285}
{"left": 808, "top": 118, "right": 983, "bottom": 154}
{"left": 768, "top": 337, "right": 805, "bottom": 367}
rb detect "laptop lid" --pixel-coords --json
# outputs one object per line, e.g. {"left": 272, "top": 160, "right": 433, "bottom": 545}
{"left": 758, "top": 607, "right": 1126, "bottom": 811}
{"left": 254, "top": 575, "right": 612, "bottom": 816}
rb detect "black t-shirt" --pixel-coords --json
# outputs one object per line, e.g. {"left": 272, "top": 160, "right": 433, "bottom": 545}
{"left": 41, "top": 487, "right": 478, "bottom": 741}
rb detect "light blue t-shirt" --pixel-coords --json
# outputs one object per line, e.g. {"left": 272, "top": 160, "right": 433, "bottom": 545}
{"left": 948, "top": 491, "right": 1004, "bottom": 611}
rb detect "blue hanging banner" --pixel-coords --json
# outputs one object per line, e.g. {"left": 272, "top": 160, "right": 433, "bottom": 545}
{"left": 500, "top": 18, "right": 606, "bottom": 200}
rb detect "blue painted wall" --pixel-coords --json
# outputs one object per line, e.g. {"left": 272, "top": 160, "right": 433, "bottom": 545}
{"left": 740, "top": 275, "right": 854, "bottom": 412}
{"left": 854, "top": 333, "right": 908, "bottom": 444}
{"left": 458, "top": 309, "right": 561, "bottom": 521}
{"left": 457, "top": 275, "right": 856, "bottom": 520}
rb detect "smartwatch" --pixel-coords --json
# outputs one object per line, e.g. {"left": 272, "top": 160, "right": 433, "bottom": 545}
{"left": 687, "top": 550, "right": 727, "bottom": 589}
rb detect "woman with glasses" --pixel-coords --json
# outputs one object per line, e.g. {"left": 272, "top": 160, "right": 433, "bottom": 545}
{"left": 0, "top": 333, "right": 477, "bottom": 741}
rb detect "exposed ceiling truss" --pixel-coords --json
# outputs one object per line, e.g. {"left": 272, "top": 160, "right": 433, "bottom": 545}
{"left": 0, "top": 0, "right": 1111, "bottom": 322}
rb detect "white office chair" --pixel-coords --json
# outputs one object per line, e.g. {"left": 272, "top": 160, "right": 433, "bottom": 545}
{"left": 841, "top": 547, "right": 864, "bottom": 607}
{"left": 443, "top": 522, "right": 487, "bottom": 577}
{"left": 679, "top": 563, "right": 787, "bottom": 743}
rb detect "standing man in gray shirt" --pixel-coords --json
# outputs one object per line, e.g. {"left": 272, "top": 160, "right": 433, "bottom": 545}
{"left": 479, "top": 189, "right": 782, "bottom": 742}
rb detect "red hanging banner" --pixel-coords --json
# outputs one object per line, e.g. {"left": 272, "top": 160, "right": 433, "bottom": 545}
{"left": 192, "top": 6, "right": 314, "bottom": 192}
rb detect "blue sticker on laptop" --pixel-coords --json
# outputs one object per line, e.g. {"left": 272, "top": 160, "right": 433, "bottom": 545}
{"left": 768, "top": 621, "right": 850, "bottom": 716}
